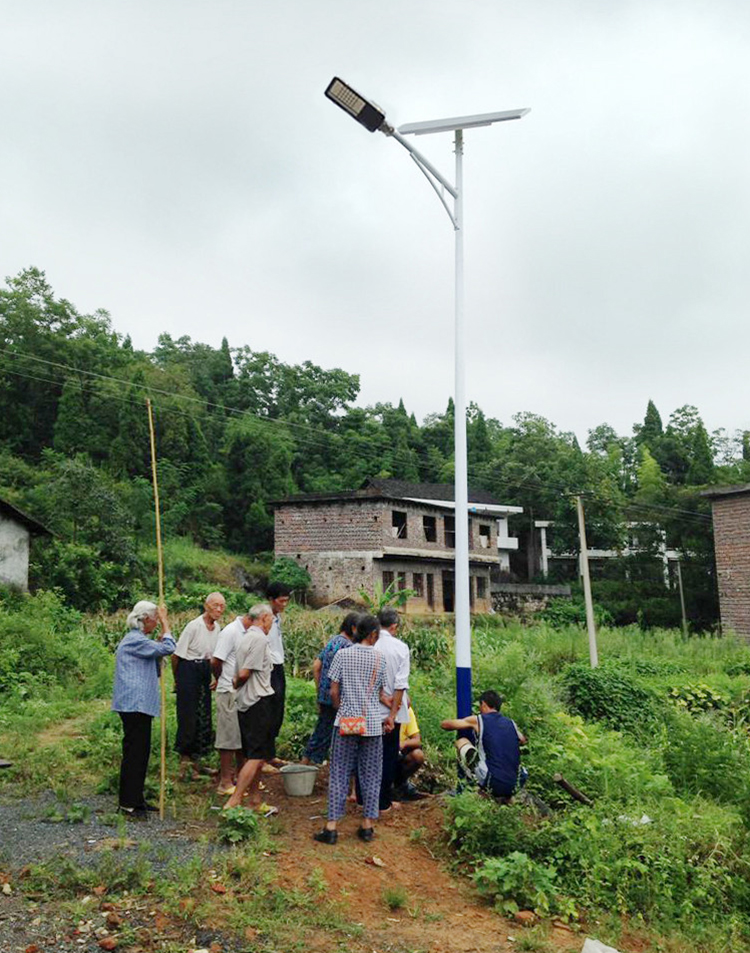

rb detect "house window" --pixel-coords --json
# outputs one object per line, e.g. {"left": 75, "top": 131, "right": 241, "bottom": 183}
{"left": 382, "top": 570, "right": 395, "bottom": 590}
{"left": 469, "top": 575, "right": 475, "bottom": 608}
{"left": 413, "top": 572, "right": 424, "bottom": 597}
{"left": 423, "top": 515, "right": 437, "bottom": 542}
{"left": 477, "top": 575, "right": 487, "bottom": 599}
{"left": 444, "top": 515, "right": 455, "bottom": 548}
{"left": 397, "top": 571, "right": 408, "bottom": 591}
{"left": 479, "top": 524, "right": 491, "bottom": 549}
{"left": 426, "top": 573, "right": 434, "bottom": 608}
{"left": 392, "top": 511, "right": 408, "bottom": 539}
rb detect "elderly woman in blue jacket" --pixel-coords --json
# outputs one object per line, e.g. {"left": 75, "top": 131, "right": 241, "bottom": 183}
{"left": 112, "top": 601, "right": 174, "bottom": 818}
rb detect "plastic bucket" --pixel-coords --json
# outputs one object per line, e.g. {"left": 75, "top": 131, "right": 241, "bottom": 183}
{"left": 280, "top": 764, "right": 318, "bottom": 797}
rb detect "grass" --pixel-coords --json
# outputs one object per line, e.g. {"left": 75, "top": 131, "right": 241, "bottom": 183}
{"left": 383, "top": 885, "right": 408, "bottom": 911}
{"left": 5, "top": 591, "right": 750, "bottom": 952}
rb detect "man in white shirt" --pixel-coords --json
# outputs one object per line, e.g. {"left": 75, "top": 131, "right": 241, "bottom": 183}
{"left": 173, "top": 591, "right": 225, "bottom": 779}
{"left": 223, "top": 604, "right": 277, "bottom": 813}
{"left": 211, "top": 611, "right": 250, "bottom": 795}
{"left": 375, "top": 607, "right": 411, "bottom": 812}
{"left": 266, "top": 582, "right": 291, "bottom": 760}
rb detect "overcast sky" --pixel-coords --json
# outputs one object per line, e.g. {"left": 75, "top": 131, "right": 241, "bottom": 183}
{"left": 2, "top": 1, "right": 749, "bottom": 445}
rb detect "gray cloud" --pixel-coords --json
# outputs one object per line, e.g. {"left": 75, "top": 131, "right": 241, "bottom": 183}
{"left": 2, "top": 0, "right": 750, "bottom": 443}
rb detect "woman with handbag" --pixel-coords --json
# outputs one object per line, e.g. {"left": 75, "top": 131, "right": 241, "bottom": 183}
{"left": 314, "top": 614, "right": 389, "bottom": 844}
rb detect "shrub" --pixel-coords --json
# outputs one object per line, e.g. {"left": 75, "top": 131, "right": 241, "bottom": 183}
{"left": 445, "top": 791, "right": 528, "bottom": 858}
{"left": 402, "top": 620, "right": 451, "bottom": 671}
{"left": 472, "top": 852, "right": 557, "bottom": 916}
{"left": 276, "top": 677, "right": 317, "bottom": 760}
{"left": 269, "top": 557, "right": 311, "bottom": 594}
{"left": 668, "top": 682, "right": 729, "bottom": 714}
{"left": 540, "top": 598, "right": 613, "bottom": 629}
{"left": 0, "top": 590, "right": 112, "bottom": 702}
{"left": 219, "top": 806, "right": 260, "bottom": 843}
{"left": 561, "top": 661, "right": 663, "bottom": 737}
{"left": 661, "top": 709, "right": 750, "bottom": 809}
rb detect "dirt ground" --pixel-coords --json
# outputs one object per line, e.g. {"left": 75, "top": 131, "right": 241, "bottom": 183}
{"left": 253, "top": 768, "right": 586, "bottom": 953}
{"left": 0, "top": 748, "right": 620, "bottom": 953}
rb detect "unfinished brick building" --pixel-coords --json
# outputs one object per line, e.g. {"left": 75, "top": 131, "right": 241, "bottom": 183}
{"left": 704, "top": 484, "right": 750, "bottom": 639}
{"left": 273, "top": 478, "right": 521, "bottom": 613}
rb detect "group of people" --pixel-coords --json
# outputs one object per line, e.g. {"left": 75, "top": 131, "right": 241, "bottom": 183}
{"left": 111, "top": 583, "right": 292, "bottom": 817}
{"left": 111, "top": 590, "right": 526, "bottom": 832}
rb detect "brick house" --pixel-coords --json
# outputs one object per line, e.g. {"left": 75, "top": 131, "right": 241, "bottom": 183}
{"left": 703, "top": 484, "right": 750, "bottom": 639}
{"left": 273, "top": 478, "right": 522, "bottom": 612}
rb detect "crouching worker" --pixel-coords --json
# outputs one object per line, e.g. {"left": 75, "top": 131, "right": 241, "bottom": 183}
{"left": 392, "top": 704, "right": 428, "bottom": 801}
{"left": 441, "top": 690, "right": 527, "bottom": 803}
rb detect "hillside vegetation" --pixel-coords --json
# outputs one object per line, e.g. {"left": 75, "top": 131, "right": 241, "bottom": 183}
{"left": 1, "top": 267, "right": 747, "bottom": 625}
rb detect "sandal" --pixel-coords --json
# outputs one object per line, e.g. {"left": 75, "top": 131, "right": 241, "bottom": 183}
{"left": 357, "top": 826, "right": 374, "bottom": 842}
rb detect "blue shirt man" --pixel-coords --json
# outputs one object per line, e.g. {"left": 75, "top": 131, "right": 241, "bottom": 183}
{"left": 441, "top": 689, "right": 527, "bottom": 800}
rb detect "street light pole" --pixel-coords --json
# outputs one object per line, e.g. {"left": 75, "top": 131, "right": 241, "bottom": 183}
{"left": 325, "top": 78, "right": 529, "bottom": 717}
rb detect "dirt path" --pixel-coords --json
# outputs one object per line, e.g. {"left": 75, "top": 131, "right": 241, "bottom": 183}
{"left": 257, "top": 768, "right": 583, "bottom": 953}
{"left": 35, "top": 699, "right": 111, "bottom": 749}
{"left": 2, "top": 703, "right": 588, "bottom": 953}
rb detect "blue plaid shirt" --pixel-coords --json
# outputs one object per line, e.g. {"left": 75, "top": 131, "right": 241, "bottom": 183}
{"left": 111, "top": 630, "right": 176, "bottom": 717}
{"left": 317, "top": 633, "right": 352, "bottom": 705}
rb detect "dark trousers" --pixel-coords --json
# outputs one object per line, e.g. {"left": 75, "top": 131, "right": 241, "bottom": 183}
{"left": 118, "top": 712, "right": 152, "bottom": 809}
{"left": 303, "top": 703, "right": 337, "bottom": 764}
{"left": 270, "top": 663, "right": 286, "bottom": 739}
{"left": 379, "top": 727, "right": 401, "bottom": 811}
{"left": 175, "top": 659, "right": 213, "bottom": 758}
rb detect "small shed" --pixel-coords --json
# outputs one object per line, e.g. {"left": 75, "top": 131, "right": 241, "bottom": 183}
{"left": 0, "top": 497, "right": 51, "bottom": 591}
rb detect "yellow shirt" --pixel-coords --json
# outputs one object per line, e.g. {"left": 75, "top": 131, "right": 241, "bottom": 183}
{"left": 400, "top": 706, "right": 420, "bottom": 746}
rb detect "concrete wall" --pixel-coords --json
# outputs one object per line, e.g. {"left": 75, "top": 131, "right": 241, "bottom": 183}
{"left": 276, "top": 548, "right": 493, "bottom": 614}
{"left": 491, "top": 583, "right": 571, "bottom": 617}
{"left": 0, "top": 516, "right": 30, "bottom": 590}
{"left": 711, "top": 494, "right": 750, "bottom": 639}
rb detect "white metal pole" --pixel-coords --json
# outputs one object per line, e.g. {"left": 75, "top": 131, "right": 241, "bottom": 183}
{"left": 453, "top": 129, "right": 472, "bottom": 717}
{"left": 576, "top": 495, "right": 599, "bottom": 668}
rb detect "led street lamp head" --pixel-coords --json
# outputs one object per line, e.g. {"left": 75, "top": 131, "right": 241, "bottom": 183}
{"left": 325, "top": 77, "right": 388, "bottom": 133}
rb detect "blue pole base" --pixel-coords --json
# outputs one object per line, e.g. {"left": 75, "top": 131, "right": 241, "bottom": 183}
{"left": 456, "top": 665, "right": 472, "bottom": 719}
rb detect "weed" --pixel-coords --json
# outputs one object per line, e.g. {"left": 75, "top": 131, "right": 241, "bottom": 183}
{"left": 218, "top": 805, "right": 259, "bottom": 843}
{"left": 472, "top": 852, "right": 556, "bottom": 916}
{"left": 515, "top": 926, "right": 553, "bottom": 952}
{"left": 383, "top": 885, "right": 408, "bottom": 911}
{"left": 307, "top": 866, "right": 327, "bottom": 893}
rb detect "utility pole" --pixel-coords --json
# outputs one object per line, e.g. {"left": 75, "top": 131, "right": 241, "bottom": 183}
{"left": 576, "top": 495, "right": 599, "bottom": 668}
{"left": 676, "top": 559, "right": 688, "bottom": 638}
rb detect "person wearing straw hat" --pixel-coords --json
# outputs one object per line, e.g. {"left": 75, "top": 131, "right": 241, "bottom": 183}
{"left": 112, "top": 601, "right": 174, "bottom": 818}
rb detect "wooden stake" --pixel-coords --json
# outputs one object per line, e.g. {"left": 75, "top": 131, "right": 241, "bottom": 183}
{"left": 146, "top": 398, "right": 167, "bottom": 820}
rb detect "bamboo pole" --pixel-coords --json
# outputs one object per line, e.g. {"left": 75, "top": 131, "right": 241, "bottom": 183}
{"left": 146, "top": 398, "right": 167, "bottom": 820}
